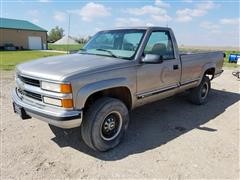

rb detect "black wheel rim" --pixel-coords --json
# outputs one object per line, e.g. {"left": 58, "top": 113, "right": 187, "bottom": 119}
{"left": 100, "top": 111, "right": 122, "bottom": 141}
{"left": 201, "top": 82, "right": 209, "bottom": 99}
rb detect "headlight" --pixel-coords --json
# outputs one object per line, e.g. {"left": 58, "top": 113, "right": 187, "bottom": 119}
{"left": 43, "top": 97, "right": 62, "bottom": 107}
{"left": 41, "top": 81, "right": 72, "bottom": 93}
{"left": 43, "top": 96, "right": 73, "bottom": 108}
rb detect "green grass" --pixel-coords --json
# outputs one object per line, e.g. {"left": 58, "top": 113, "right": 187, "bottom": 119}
{"left": 223, "top": 50, "right": 240, "bottom": 68}
{"left": 49, "top": 44, "right": 239, "bottom": 68}
{"left": 0, "top": 50, "right": 64, "bottom": 70}
{"left": 48, "top": 43, "right": 84, "bottom": 52}
{"left": 0, "top": 48, "right": 239, "bottom": 71}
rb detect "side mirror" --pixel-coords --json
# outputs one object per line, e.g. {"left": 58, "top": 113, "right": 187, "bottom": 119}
{"left": 141, "top": 54, "right": 163, "bottom": 64}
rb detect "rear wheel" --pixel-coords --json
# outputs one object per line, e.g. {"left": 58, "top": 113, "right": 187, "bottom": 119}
{"left": 81, "top": 97, "right": 129, "bottom": 151}
{"left": 188, "top": 76, "right": 211, "bottom": 105}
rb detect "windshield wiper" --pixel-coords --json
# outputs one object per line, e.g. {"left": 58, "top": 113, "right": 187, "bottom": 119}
{"left": 78, "top": 48, "right": 92, "bottom": 55}
{"left": 95, "top": 48, "right": 118, "bottom": 58}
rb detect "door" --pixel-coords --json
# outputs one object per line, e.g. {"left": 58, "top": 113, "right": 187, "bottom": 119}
{"left": 28, "top": 36, "right": 42, "bottom": 50}
{"left": 137, "top": 31, "right": 181, "bottom": 97}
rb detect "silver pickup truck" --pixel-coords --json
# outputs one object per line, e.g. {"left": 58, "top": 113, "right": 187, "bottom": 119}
{"left": 12, "top": 27, "right": 224, "bottom": 151}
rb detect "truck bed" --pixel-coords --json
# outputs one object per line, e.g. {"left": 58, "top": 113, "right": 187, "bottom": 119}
{"left": 179, "top": 51, "right": 224, "bottom": 85}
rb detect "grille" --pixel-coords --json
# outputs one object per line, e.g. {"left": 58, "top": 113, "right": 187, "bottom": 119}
{"left": 18, "top": 75, "right": 40, "bottom": 87}
{"left": 18, "top": 89, "right": 42, "bottom": 101}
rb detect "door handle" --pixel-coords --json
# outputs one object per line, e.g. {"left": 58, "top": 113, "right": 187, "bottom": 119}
{"left": 173, "top": 65, "right": 179, "bottom": 70}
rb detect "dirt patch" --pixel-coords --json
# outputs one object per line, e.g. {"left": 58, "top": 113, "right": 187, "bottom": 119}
{"left": 1, "top": 69, "right": 239, "bottom": 179}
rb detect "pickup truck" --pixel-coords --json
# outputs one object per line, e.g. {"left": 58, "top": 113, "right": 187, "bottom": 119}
{"left": 12, "top": 27, "right": 224, "bottom": 151}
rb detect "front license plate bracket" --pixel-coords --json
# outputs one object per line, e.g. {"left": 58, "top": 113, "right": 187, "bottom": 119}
{"left": 13, "top": 103, "right": 31, "bottom": 120}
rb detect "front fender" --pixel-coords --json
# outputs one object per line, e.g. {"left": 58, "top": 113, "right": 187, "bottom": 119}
{"left": 75, "top": 78, "right": 130, "bottom": 109}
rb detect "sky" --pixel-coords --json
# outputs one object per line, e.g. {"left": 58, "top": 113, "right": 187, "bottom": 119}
{"left": 1, "top": 0, "right": 240, "bottom": 47}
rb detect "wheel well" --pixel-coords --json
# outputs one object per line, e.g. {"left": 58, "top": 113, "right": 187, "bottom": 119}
{"left": 204, "top": 68, "right": 215, "bottom": 80}
{"left": 84, "top": 87, "right": 132, "bottom": 110}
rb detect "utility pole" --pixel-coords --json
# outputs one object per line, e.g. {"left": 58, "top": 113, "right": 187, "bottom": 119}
{"left": 67, "top": 14, "right": 71, "bottom": 54}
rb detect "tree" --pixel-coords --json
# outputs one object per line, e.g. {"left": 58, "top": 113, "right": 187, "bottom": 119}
{"left": 48, "top": 26, "right": 64, "bottom": 43}
{"left": 75, "top": 37, "right": 87, "bottom": 44}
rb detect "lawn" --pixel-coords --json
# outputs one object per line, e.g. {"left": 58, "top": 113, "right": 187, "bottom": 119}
{"left": 0, "top": 48, "right": 239, "bottom": 71}
{"left": 0, "top": 51, "right": 64, "bottom": 70}
{"left": 48, "top": 43, "right": 84, "bottom": 52}
{"left": 223, "top": 50, "right": 240, "bottom": 68}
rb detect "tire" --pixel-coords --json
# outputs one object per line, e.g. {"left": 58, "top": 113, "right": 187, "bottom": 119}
{"left": 188, "top": 76, "right": 211, "bottom": 105}
{"left": 81, "top": 97, "right": 129, "bottom": 152}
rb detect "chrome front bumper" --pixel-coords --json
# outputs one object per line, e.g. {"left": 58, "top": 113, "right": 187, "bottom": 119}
{"left": 12, "top": 89, "right": 82, "bottom": 129}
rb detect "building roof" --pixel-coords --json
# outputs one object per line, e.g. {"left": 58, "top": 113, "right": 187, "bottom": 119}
{"left": 0, "top": 18, "right": 47, "bottom": 32}
{"left": 54, "top": 36, "right": 79, "bottom": 45}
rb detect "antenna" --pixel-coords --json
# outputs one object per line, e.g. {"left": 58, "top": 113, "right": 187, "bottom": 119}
{"left": 67, "top": 14, "right": 71, "bottom": 54}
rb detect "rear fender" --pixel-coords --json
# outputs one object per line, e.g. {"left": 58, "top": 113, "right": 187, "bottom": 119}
{"left": 197, "top": 63, "right": 216, "bottom": 85}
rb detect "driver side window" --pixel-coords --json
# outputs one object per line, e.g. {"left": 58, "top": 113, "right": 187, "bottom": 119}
{"left": 144, "top": 31, "right": 175, "bottom": 60}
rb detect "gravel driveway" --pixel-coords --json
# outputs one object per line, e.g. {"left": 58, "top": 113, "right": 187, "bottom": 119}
{"left": 1, "top": 69, "right": 239, "bottom": 179}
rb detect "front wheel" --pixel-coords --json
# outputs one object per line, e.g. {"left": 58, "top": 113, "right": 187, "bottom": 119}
{"left": 81, "top": 97, "right": 129, "bottom": 151}
{"left": 188, "top": 76, "right": 211, "bottom": 105}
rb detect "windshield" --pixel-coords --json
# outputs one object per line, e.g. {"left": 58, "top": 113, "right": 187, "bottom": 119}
{"left": 80, "top": 29, "right": 146, "bottom": 60}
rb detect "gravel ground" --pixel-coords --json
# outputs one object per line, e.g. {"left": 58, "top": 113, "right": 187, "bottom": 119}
{"left": 0, "top": 69, "right": 239, "bottom": 179}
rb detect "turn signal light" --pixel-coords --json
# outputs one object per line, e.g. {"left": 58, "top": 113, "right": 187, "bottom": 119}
{"left": 62, "top": 99, "right": 73, "bottom": 108}
{"left": 60, "top": 84, "right": 72, "bottom": 93}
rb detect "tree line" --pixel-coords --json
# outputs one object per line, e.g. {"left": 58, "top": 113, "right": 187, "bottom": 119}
{"left": 48, "top": 26, "right": 89, "bottom": 44}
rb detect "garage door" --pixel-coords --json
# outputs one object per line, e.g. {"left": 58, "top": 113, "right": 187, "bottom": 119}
{"left": 28, "top": 36, "right": 42, "bottom": 50}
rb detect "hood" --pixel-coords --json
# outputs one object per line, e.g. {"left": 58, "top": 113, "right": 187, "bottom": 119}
{"left": 17, "top": 54, "right": 128, "bottom": 81}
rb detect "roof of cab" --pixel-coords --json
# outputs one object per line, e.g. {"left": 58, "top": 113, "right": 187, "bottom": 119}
{"left": 100, "top": 26, "right": 171, "bottom": 31}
